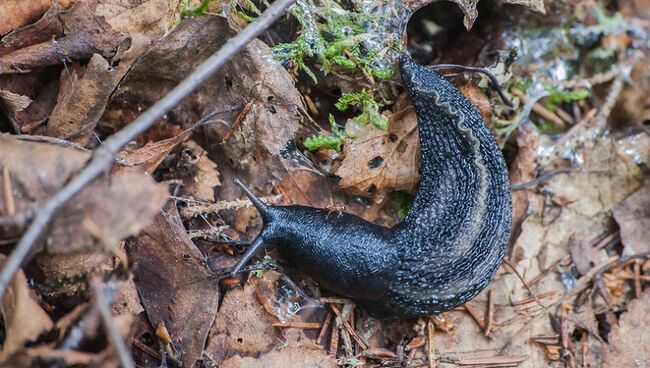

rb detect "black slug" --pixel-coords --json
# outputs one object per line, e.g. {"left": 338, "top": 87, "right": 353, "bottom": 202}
{"left": 230, "top": 54, "right": 512, "bottom": 318}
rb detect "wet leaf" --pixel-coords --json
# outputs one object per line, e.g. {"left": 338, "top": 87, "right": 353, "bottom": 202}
{"left": 0, "top": 255, "right": 53, "bottom": 361}
{"left": 205, "top": 278, "right": 279, "bottom": 364}
{"left": 613, "top": 183, "right": 650, "bottom": 256}
{"left": 0, "top": 135, "right": 169, "bottom": 252}
{"left": 603, "top": 289, "right": 650, "bottom": 366}
{"left": 127, "top": 205, "right": 220, "bottom": 367}
{"left": 336, "top": 93, "right": 419, "bottom": 198}
{"left": 46, "top": 35, "right": 150, "bottom": 144}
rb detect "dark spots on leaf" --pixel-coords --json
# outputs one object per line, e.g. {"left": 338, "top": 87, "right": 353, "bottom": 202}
{"left": 397, "top": 141, "right": 408, "bottom": 153}
{"left": 367, "top": 184, "right": 377, "bottom": 194}
{"left": 367, "top": 156, "right": 384, "bottom": 169}
{"left": 389, "top": 133, "right": 398, "bottom": 142}
{"left": 141, "top": 332, "right": 154, "bottom": 346}
{"left": 225, "top": 76, "right": 233, "bottom": 90}
{"left": 268, "top": 105, "right": 277, "bottom": 114}
{"left": 267, "top": 95, "right": 274, "bottom": 101}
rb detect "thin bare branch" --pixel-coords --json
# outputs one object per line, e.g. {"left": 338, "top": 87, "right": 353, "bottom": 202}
{"left": 0, "top": 0, "right": 297, "bottom": 299}
{"left": 92, "top": 279, "right": 134, "bottom": 368}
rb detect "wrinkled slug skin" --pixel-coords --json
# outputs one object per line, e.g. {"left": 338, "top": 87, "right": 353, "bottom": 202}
{"left": 239, "top": 54, "right": 512, "bottom": 318}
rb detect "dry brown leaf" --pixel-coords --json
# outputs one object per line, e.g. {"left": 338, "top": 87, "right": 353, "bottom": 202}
{"left": 277, "top": 170, "right": 334, "bottom": 208}
{"left": 97, "top": 0, "right": 179, "bottom": 38}
{"left": 613, "top": 183, "right": 650, "bottom": 256}
{"left": 0, "top": 255, "right": 54, "bottom": 362}
{"left": 206, "top": 277, "right": 279, "bottom": 364}
{"left": 508, "top": 124, "right": 542, "bottom": 247}
{"left": 568, "top": 235, "right": 609, "bottom": 275}
{"left": 0, "top": 0, "right": 50, "bottom": 35}
{"left": 183, "top": 140, "right": 221, "bottom": 202}
{"left": 0, "top": 1, "right": 127, "bottom": 74}
{"left": 219, "top": 346, "right": 337, "bottom": 368}
{"left": 603, "top": 289, "right": 650, "bottom": 366}
{"left": 127, "top": 205, "right": 220, "bottom": 368}
{"left": 46, "top": 34, "right": 150, "bottom": 144}
{"left": 0, "top": 135, "right": 169, "bottom": 252}
{"left": 336, "top": 93, "right": 419, "bottom": 198}
{"left": 108, "top": 15, "right": 311, "bottom": 197}
{"left": 0, "top": 89, "right": 31, "bottom": 111}
{"left": 115, "top": 127, "right": 192, "bottom": 175}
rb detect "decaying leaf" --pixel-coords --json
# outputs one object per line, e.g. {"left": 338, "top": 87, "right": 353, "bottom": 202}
{"left": 205, "top": 278, "right": 279, "bottom": 364}
{"left": 96, "top": 0, "right": 179, "bottom": 37}
{"left": 613, "top": 183, "right": 650, "bottom": 256}
{"left": 108, "top": 15, "right": 311, "bottom": 196}
{"left": 46, "top": 35, "right": 150, "bottom": 144}
{"left": 115, "top": 128, "right": 193, "bottom": 175}
{"left": 219, "top": 346, "right": 337, "bottom": 368}
{"left": 603, "top": 289, "right": 650, "bottom": 366}
{"left": 127, "top": 205, "right": 220, "bottom": 367}
{"left": 336, "top": 93, "right": 419, "bottom": 198}
{"left": 0, "top": 0, "right": 51, "bottom": 35}
{"left": 183, "top": 140, "right": 221, "bottom": 202}
{"left": 0, "top": 135, "right": 169, "bottom": 252}
{"left": 0, "top": 1, "right": 128, "bottom": 74}
{"left": 0, "top": 255, "right": 54, "bottom": 361}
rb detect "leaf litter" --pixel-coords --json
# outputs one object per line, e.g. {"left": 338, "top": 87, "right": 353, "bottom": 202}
{"left": 0, "top": 0, "right": 649, "bottom": 367}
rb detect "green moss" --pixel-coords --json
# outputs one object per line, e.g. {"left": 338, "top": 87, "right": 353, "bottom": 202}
{"left": 180, "top": 0, "right": 214, "bottom": 18}
{"left": 392, "top": 191, "right": 413, "bottom": 220}
{"left": 303, "top": 115, "right": 347, "bottom": 151}
{"left": 335, "top": 90, "right": 388, "bottom": 130}
{"left": 270, "top": 0, "right": 399, "bottom": 131}
{"left": 543, "top": 85, "right": 590, "bottom": 112}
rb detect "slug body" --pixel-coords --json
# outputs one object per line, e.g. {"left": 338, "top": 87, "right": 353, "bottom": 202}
{"left": 233, "top": 54, "right": 512, "bottom": 318}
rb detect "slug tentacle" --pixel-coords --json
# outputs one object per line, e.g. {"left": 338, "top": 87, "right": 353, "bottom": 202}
{"left": 229, "top": 54, "right": 512, "bottom": 318}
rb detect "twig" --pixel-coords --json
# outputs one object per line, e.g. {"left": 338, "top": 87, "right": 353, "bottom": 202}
{"left": 273, "top": 321, "right": 322, "bottom": 329}
{"left": 511, "top": 168, "right": 575, "bottom": 191}
{"left": 511, "top": 88, "right": 566, "bottom": 128}
{"left": 330, "top": 304, "right": 367, "bottom": 350}
{"left": 0, "top": 0, "right": 298, "bottom": 300}
{"left": 317, "top": 310, "right": 333, "bottom": 346}
{"left": 427, "top": 318, "right": 437, "bottom": 368}
{"left": 432, "top": 64, "right": 514, "bottom": 107}
{"left": 93, "top": 279, "right": 135, "bottom": 368}
{"left": 463, "top": 302, "right": 487, "bottom": 331}
{"left": 484, "top": 290, "right": 494, "bottom": 337}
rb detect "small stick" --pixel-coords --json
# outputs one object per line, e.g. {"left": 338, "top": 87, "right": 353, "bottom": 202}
{"left": 634, "top": 260, "right": 642, "bottom": 298}
{"left": 329, "top": 314, "right": 339, "bottom": 355}
{"left": 222, "top": 100, "right": 254, "bottom": 143}
{"left": 511, "top": 88, "right": 566, "bottom": 128}
{"left": 463, "top": 303, "right": 487, "bottom": 331}
{"left": 330, "top": 304, "right": 367, "bottom": 350}
{"left": 427, "top": 318, "right": 437, "bottom": 368}
{"left": 273, "top": 321, "right": 321, "bottom": 329}
{"left": 484, "top": 290, "right": 494, "bottom": 337}
{"left": 432, "top": 64, "right": 514, "bottom": 107}
{"left": 93, "top": 279, "right": 135, "bottom": 368}
{"left": 317, "top": 310, "right": 333, "bottom": 346}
